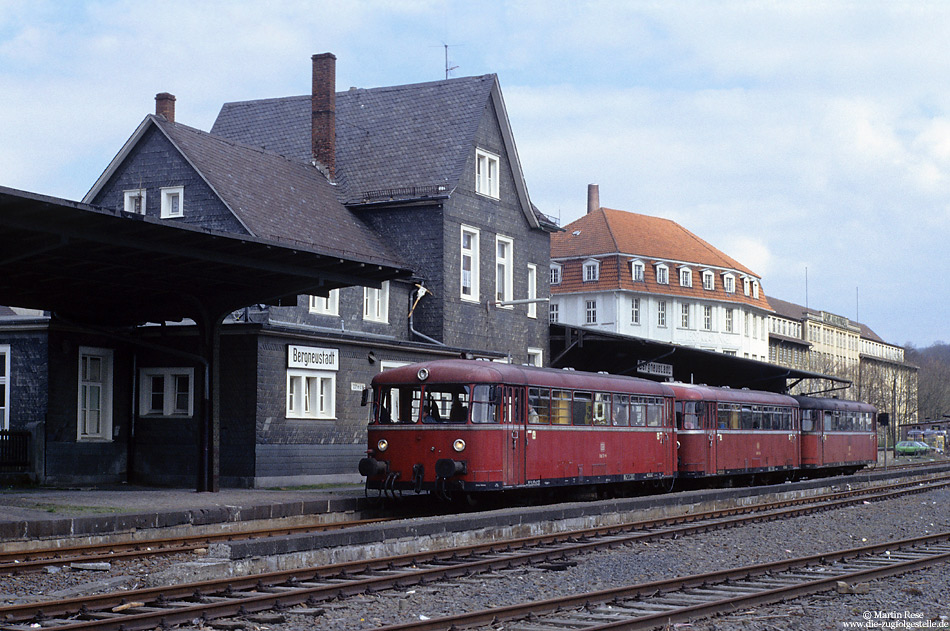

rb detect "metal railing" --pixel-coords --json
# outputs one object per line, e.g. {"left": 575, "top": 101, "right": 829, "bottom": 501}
{"left": 0, "top": 430, "right": 30, "bottom": 470}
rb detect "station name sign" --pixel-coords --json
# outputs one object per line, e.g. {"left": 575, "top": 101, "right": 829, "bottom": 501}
{"left": 637, "top": 361, "right": 673, "bottom": 378}
{"left": 287, "top": 345, "right": 339, "bottom": 371}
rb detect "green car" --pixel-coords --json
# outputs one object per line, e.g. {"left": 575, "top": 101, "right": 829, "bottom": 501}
{"left": 895, "top": 440, "right": 931, "bottom": 456}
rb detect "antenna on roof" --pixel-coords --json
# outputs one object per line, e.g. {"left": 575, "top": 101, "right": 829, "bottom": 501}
{"left": 444, "top": 43, "right": 459, "bottom": 79}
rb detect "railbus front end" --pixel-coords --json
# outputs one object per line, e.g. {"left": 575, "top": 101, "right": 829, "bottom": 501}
{"left": 794, "top": 396, "right": 877, "bottom": 474}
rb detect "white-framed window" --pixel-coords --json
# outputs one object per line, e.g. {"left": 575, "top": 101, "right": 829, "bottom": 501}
{"left": 723, "top": 273, "right": 736, "bottom": 293}
{"left": 743, "top": 277, "right": 751, "bottom": 296}
{"left": 0, "top": 345, "right": 9, "bottom": 430}
{"left": 475, "top": 148, "right": 500, "bottom": 198}
{"left": 702, "top": 270, "right": 714, "bottom": 290}
{"left": 681, "top": 303, "right": 690, "bottom": 328}
{"left": 679, "top": 267, "right": 692, "bottom": 287}
{"left": 78, "top": 347, "right": 113, "bottom": 441}
{"left": 527, "top": 263, "right": 537, "bottom": 319}
{"left": 460, "top": 225, "right": 480, "bottom": 302}
{"left": 309, "top": 289, "right": 340, "bottom": 316}
{"left": 658, "top": 301, "right": 667, "bottom": 327}
{"left": 631, "top": 297, "right": 640, "bottom": 324}
{"left": 160, "top": 186, "right": 184, "bottom": 218}
{"left": 527, "top": 348, "right": 543, "bottom": 367}
{"left": 703, "top": 305, "right": 713, "bottom": 331}
{"left": 550, "top": 263, "right": 562, "bottom": 285}
{"left": 583, "top": 259, "right": 600, "bottom": 282}
{"left": 586, "top": 299, "right": 597, "bottom": 324}
{"left": 725, "top": 308, "right": 734, "bottom": 333}
{"left": 656, "top": 264, "right": 669, "bottom": 285}
{"left": 631, "top": 260, "right": 644, "bottom": 282}
{"left": 549, "top": 302, "right": 559, "bottom": 323}
{"left": 363, "top": 281, "right": 390, "bottom": 323}
{"left": 287, "top": 370, "right": 336, "bottom": 419}
{"left": 123, "top": 189, "right": 146, "bottom": 215}
{"left": 752, "top": 280, "right": 760, "bottom": 299}
{"left": 139, "top": 367, "right": 194, "bottom": 417}
{"left": 495, "top": 235, "right": 513, "bottom": 307}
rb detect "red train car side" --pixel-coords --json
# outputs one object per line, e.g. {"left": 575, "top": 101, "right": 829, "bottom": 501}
{"left": 793, "top": 395, "right": 877, "bottom": 474}
{"left": 668, "top": 383, "right": 800, "bottom": 478}
{"left": 358, "top": 359, "right": 676, "bottom": 496}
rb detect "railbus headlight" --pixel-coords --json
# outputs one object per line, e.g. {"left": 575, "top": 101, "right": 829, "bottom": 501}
{"left": 453, "top": 439, "right": 466, "bottom": 452}
{"left": 377, "top": 439, "right": 389, "bottom": 452}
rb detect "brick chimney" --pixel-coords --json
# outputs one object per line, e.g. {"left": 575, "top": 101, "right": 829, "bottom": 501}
{"left": 587, "top": 183, "right": 600, "bottom": 214}
{"left": 311, "top": 53, "right": 336, "bottom": 179}
{"left": 155, "top": 93, "right": 176, "bottom": 123}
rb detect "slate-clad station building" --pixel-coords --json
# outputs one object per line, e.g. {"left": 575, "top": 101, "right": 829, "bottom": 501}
{"left": 0, "top": 54, "right": 556, "bottom": 487}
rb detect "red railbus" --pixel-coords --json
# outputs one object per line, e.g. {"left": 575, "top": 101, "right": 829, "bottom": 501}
{"left": 359, "top": 359, "right": 675, "bottom": 497}
{"left": 668, "top": 383, "right": 800, "bottom": 479}
{"left": 794, "top": 395, "right": 877, "bottom": 473}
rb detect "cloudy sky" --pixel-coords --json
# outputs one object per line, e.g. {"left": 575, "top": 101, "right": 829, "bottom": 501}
{"left": 2, "top": 0, "right": 948, "bottom": 347}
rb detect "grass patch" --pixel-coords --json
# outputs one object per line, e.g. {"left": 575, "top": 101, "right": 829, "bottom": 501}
{"left": 263, "top": 483, "right": 363, "bottom": 491}
{"left": 28, "top": 503, "right": 127, "bottom": 515}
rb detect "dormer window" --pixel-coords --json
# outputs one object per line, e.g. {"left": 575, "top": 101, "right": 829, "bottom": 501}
{"left": 475, "top": 149, "right": 500, "bottom": 199}
{"left": 160, "top": 186, "right": 184, "bottom": 218}
{"left": 679, "top": 267, "right": 692, "bottom": 288}
{"left": 723, "top": 273, "right": 736, "bottom": 293}
{"left": 550, "top": 263, "right": 562, "bottom": 285}
{"left": 123, "top": 189, "right": 146, "bottom": 215}
{"left": 702, "top": 270, "right": 715, "bottom": 290}
{"left": 743, "top": 277, "right": 751, "bottom": 296}
{"left": 631, "top": 260, "right": 645, "bottom": 282}
{"left": 583, "top": 259, "right": 600, "bottom": 282}
{"left": 752, "top": 280, "right": 760, "bottom": 299}
{"left": 656, "top": 264, "right": 669, "bottom": 285}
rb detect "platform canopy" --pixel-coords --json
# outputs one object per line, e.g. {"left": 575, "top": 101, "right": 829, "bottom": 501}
{"left": 0, "top": 186, "right": 411, "bottom": 326}
{"left": 550, "top": 323, "right": 850, "bottom": 394}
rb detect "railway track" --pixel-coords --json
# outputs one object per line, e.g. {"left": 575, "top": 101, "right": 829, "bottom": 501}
{"left": 373, "top": 532, "right": 950, "bottom": 631}
{"left": 0, "top": 476, "right": 946, "bottom": 630}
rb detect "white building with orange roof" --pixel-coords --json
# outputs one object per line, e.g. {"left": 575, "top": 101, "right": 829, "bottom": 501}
{"left": 550, "top": 185, "right": 773, "bottom": 361}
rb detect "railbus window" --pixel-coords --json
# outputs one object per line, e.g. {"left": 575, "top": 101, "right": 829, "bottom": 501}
{"left": 823, "top": 411, "right": 833, "bottom": 432}
{"left": 801, "top": 410, "right": 815, "bottom": 432}
{"left": 573, "top": 391, "right": 593, "bottom": 426}
{"left": 374, "top": 386, "right": 421, "bottom": 424}
{"left": 418, "top": 384, "right": 471, "bottom": 424}
{"left": 645, "top": 397, "right": 664, "bottom": 427}
{"left": 551, "top": 390, "right": 571, "bottom": 424}
{"left": 470, "top": 385, "right": 499, "bottom": 423}
{"left": 593, "top": 393, "right": 610, "bottom": 426}
{"left": 527, "top": 387, "right": 551, "bottom": 424}
{"left": 677, "top": 401, "right": 701, "bottom": 429}
{"left": 611, "top": 394, "right": 629, "bottom": 426}
{"left": 630, "top": 399, "right": 646, "bottom": 426}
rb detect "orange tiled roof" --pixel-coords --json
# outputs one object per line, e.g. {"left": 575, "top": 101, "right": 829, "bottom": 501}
{"left": 551, "top": 208, "right": 771, "bottom": 311}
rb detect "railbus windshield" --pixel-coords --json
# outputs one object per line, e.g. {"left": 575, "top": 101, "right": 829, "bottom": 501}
{"left": 373, "top": 383, "right": 499, "bottom": 424}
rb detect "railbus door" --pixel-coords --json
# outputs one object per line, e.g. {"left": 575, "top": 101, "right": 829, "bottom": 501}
{"left": 502, "top": 386, "right": 526, "bottom": 486}
{"left": 705, "top": 402, "right": 718, "bottom": 475}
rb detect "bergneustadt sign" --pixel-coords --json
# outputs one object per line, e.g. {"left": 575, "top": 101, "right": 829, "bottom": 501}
{"left": 287, "top": 345, "right": 339, "bottom": 371}
{"left": 637, "top": 361, "right": 673, "bottom": 378}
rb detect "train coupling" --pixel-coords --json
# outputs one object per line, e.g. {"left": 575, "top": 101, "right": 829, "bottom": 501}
{"left": 435, "top": 458, "right": 467, "bottom": 477}
{"left": 358, "top": 456, "right": 389, "bottom": 477}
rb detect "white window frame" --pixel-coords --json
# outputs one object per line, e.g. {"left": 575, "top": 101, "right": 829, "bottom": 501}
{"left": 631, "top": 260, "right": 645, "bottom": 282}
{"left": 583, "top": 259, "right": 600, "bottom": 282}
{"left": 363, "top": 281, "right": 390, "bottom": 323}
{"left": 752, "top": 280, "right": 760, "bottom": 299}
{"left": 703, "top": 305, "right": 713, "bottom": 331}
{"left": 460, "top": 225, "right": 480, "bottom": 302}
{"left": 549, "top": 302, "right": 559, "bottom": 323}
{"left": 77, "top": 346, "right": 113, "bottom": 441}
{"left": 160, "top": 186, "right": 184, "bottom": 218}
{"left": 550, "top": 263, "right": 562, "bottom": 285}
{"left": 726, "top": 308, "right": 734, "bottom": 333}
{"left": 679, "top": 267, "right": 692, "bottom": 288}
{"left": 495, "top": 235, "right": 514, "bottom": 307}
{"left": 527, "top": 263, "right": 537, "bottom": 319}
{"left": 723, "top": 273, "right": 736, "bottom": 293}
{"left": 286, "top": 370, "right": 336, "bottom": 420}
{"left": 475, "top": 148, "right": 500, "bottom": 199}
{"left": 527, "top": 348, "right": 543, "bottom": 367}
{"left": 0, "top": 345, "right": 9, "bottom": 430}
{"left": 702, "top": 270, "right": 715, "bottom": 290}
{"left": 139, "top": 367, "right": 195, "bottom": 417}
{"left": 656, "top": 264, "right": 669, "bottom": 285}
{"left": 585, "top": 299, "right": 597, "bottom": 324}
{"left": 631, "top": 297, "right": 640, "bottom": 324}
{"left": 309, "top": 289, "right": 340, "bottom": 316}
{"left": 743, "top": 277, "right": 751, "bottom": 296}
{"left": 681, "top": 302, "right": 690, "bottom": 328}
{"left": 658, "top": 301, "right": 667, "bottom": 327}
{"left": 123, "top": 189, "right": 146, "bottom": 215}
